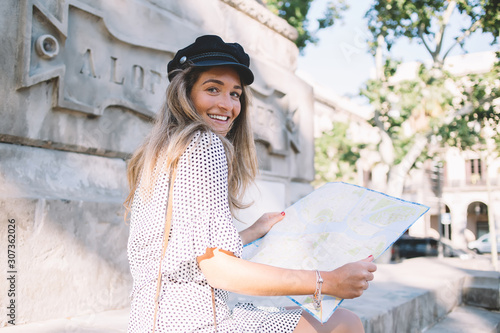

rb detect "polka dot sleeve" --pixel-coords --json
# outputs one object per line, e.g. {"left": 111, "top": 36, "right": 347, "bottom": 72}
{"left": 164, "top": 131, "right": 243, "bottom": 275}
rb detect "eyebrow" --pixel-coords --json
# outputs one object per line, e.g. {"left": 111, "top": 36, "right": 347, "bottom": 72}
{"left": 202, "top": 79, "right": 242, "bottom": 90}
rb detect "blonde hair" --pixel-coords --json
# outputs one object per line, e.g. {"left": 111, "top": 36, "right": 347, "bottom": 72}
{"left": 124, "top": 65, "right": 258, "bottom": 217}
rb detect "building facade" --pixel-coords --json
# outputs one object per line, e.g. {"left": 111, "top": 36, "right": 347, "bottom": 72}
{"left": 408, "top": 147, "right": 500, "bottom": 249}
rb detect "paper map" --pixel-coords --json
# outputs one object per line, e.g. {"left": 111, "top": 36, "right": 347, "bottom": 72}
{"left": 242, "top": 182, "right": 429, "bottom": 323}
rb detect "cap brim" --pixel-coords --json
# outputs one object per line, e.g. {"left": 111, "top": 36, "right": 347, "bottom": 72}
{"left": 193, "top": 60, "right": 254, "bottom": 85}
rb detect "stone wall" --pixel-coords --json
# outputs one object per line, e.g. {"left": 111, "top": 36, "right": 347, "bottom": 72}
{"left": 0, "top": 0, "right": 315, "bottom": 325}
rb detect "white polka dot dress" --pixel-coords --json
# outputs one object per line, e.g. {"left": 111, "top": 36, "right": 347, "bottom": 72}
{"left": 127, "top": 131, "right": 302, "bottom": 332}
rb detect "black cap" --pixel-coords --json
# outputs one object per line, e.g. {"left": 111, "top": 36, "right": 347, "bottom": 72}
{"left": 167, "top": 35, "right": 254, "bottom": 85}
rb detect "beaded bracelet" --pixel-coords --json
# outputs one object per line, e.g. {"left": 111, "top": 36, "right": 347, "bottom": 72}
{"left": 313, "top": 270, "right": 323, "bottom": 311}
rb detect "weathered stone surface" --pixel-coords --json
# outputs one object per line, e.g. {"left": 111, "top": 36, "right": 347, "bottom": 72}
{"left": 463, "top": 271, "right": 500, "bottom": 310}
{"left": 425, "top": 305, "right": 500, "bottom": 333}
{"left": 0, "top": 143, "right": 128, "bottom": 202}
{"left": 0, "top": 308, "right": 130, "bottom": 333}
{"left": 234, "top": 179, "right": 286, "bottom": 231}
{"left": 220, "top": 0, "right": 298, "bottom": 41}
{"left": 0, "top": 198, "right": 131, "bottom": 325}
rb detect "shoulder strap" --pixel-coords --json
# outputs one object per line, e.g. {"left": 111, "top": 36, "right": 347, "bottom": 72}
{"left": 152, "top": 165, "right": 178, "bottom": 333}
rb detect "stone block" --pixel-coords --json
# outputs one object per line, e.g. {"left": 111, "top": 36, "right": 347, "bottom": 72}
{"left": 0, "top": 143, "right": 132, "bottom": 326}
{"left": 342, "top": 258, "right": 471, "bottom": 333}
{"left": 0, "top": 143, "right": 128, "bottom": 202}
{"left": 463, "top": 271, "right": 500, "bottom": 310}
{"left": 410, "top": 291, "right": 440, "bottom": 331}
{"left": 432, "top": 277, "right": 463, "bottom": 318}
{"left": 425, "top": 305, "right": 500, "bottom": 333}
{"left": 288, "top": 181, "right": 315, "bottom": 206}
{"left": 234, "top": 179, "right": 286, "bottom": 231}
{"left": 0, "top": 197, "right": 131, "bottom": 326}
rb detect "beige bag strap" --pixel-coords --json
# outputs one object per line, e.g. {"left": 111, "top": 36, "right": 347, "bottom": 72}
{"left": 152, "top": 165, "right": 178, "bottom": 333}
{"left": 150, "top": 165, "right": 218, "bottom": 332}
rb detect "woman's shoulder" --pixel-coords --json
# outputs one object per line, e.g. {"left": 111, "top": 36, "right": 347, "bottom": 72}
{"left": 195, "top": 129, "right": 221, "bottom": 142}
{"left": 181, "top": 130, "right": 228, "bottom": 170}
{"left": 189, "top": 130, "right": 224, "bottom": 151}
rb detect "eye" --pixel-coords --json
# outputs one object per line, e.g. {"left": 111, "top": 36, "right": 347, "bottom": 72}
{"left": 231, "top": 91, "right": 241, "bottom": 99}
{"left": 207, "top": 87, "right": 219, "bottom": 93}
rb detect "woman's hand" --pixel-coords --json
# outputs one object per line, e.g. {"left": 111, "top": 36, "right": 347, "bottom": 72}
{"left": 239, "top": 212, "right": 285, "bottom": 245}
{"left": 322, "top": 255, "right": 377, "bottom": 299}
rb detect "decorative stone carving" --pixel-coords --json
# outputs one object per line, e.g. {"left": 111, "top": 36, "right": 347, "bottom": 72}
{"left": 220, "top": 0, "right": 298, "bottom": 41}
{"left": 251, "top": 87, "right": 301, "bottom": 156}
{"left": 35, "top": 34, "right": 59, "bottom": 59}
{"left": 17, "top": 0, "right": 171, "bottom": 118}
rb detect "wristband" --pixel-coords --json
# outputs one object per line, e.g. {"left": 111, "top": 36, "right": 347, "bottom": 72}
{"left": 313, "top": 270, "right": 323, "bottom": 311}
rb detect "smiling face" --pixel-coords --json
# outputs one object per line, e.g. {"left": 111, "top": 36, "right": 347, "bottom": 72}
{"left": 190, "top": 66, "right": 243, "bottom": 136}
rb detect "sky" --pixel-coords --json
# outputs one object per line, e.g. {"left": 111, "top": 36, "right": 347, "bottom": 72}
{"left": 296, "top": 0, "right": 499, "bottom": 104}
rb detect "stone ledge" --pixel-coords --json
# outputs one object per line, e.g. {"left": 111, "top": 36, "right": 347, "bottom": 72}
{"left": 0, "top": 143, "right": 128, "bottom": 202}
{"left": 0, "top": 308, "right": 129, "bottom": 332}
{"left": 0, "top": 197, "right": 131, "bottom": 325}
{"left": 220, "top": 0, "right": 298, "bottom": 41}
{"left": 348, "top": 257, "right": 497, "bottom": 333}
{"left": 424, "top": 305, "right": 500, "bottom": 333}
{"left": 463, "top": 271, "right": 500, "bottom": 310}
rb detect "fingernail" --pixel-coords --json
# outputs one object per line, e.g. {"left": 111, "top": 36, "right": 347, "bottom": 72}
{"left": 281, "top": 211, "right": 285, "bottom": 216}
{"left": 368, "top": 255, "right": 373, "bottom": 259}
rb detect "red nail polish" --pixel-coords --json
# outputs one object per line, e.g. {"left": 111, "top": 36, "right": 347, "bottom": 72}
{"left": 368, "top": 255, "right": 373, "bottom": 259}
{"left": 281, "top": 211, "right": 285, "bottom": 216}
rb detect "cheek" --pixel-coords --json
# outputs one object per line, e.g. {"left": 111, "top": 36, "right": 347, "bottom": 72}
{"left": 234, "top": 102, "right": 242, "bottom": 118}
{"left": 192, "top": 95, "right": 207, "bottom": 115}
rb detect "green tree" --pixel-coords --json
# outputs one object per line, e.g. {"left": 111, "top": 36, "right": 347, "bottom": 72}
{"left": 263, "top": 0, "right": 348, "bottom": 50}
{"left": 314, "top": 122, "right": 369, "bottom": 187}
{"left": 366, "top": 0, "right": 500, "bottom": 65}
{"left": 360, "top": 0, "right": 500, "bottom": 195}
{"left": 268, "top": 1, "right": 500, "bottom": 193}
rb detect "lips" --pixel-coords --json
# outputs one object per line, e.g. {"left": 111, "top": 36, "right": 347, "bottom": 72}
{"left": 208, "top": 114, "right": 229, "bottom": 121}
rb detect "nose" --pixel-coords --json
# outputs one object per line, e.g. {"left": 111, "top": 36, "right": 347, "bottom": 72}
{"left": 217, "top": 93, "right": 233, "bottom": 112}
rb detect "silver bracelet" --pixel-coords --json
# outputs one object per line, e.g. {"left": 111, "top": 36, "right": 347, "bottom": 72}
{"left": 313, "top": 270, "right": 323, "bottom": 311}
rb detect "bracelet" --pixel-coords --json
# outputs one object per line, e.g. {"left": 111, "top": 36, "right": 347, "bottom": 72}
{"left": 313, "top": 270, "right": 323, "bottom": 311}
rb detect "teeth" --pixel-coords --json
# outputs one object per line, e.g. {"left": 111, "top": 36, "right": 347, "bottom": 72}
{"left": 208, "top": 114, "right": 228, "bottom": 121}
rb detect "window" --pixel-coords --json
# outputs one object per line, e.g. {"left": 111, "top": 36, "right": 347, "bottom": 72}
{"left": 466, "top": 159, "right": 485, "bottom": 185}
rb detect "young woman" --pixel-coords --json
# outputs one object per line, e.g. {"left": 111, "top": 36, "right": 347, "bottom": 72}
{"left": 125, "top": 35, "right": 376, "bottom": 333}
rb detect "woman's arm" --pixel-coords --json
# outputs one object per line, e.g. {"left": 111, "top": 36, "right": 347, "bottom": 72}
{"left": 198, "top": 249, "right": 376, "bottom": 299}
{"left": 239, "top": 212, "right": 285, "bottom": 245}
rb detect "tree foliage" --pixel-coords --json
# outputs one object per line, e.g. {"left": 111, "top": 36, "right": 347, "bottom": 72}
{"left": 437, "top": 52, "right": 500, "bottom": 149}
{"left": 361, "top": 54, "right": 500, "bottom": 169}
{"left": 266, "top": 0, "right": 500, "bottom": 193}
{"left": 263, "top": 0, "right": 348, "bottom": 50}
{"left": 314, "top": 122, "right": 367, "bottom": 187}
{"left": 366, "top": 0, "right": 500, "bottom": 65}
{"left": 360, "top": 0, "right": 500, "bottom": 195}
{"left": 295, "top": 0, "right": 500, "bottom": 194}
